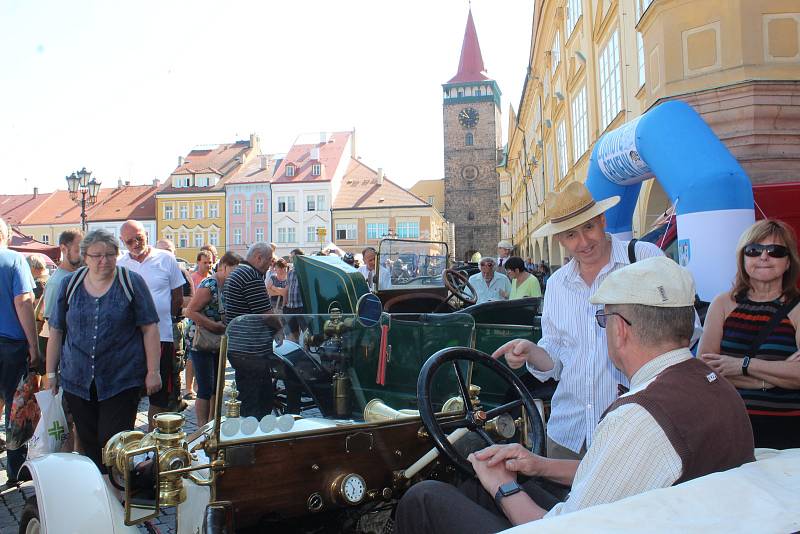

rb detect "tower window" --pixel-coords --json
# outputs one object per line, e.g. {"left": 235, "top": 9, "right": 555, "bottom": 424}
{"left": 457, "top": 89, "right": 464, "bottom": 98}
{"left": 465, "top": 133, "right": 474, "bottom": 146}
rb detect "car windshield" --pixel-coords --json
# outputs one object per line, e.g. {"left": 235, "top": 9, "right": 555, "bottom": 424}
{"left": 377, "top": 239, "right": 449, "bottom": 289}
{"left": 216, "top": 311, "right": 475, "bottom": 443}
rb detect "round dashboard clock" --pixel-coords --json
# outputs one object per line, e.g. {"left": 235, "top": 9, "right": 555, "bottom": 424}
{"left": 332, "top": 473, "right": 366, "bottom": 505}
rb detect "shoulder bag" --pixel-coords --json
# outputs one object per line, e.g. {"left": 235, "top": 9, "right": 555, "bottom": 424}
{"left": 192, "top": 280, "right": 223, "bottom": 354}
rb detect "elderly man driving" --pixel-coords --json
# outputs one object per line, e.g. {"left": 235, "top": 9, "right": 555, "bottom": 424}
{"left": 396, "top": 257, "right": 754, "bottom": 534}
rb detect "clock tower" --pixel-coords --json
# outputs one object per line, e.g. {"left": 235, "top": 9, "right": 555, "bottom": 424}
{"left": 442, "top": 9, "right": 502, "bottom": 261}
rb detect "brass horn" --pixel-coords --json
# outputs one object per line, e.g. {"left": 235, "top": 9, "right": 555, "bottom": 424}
{"left": 364, "top": 399, "right": 419, "bottom": 423}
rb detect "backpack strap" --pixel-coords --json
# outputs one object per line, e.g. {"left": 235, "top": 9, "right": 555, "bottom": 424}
{"left": 627, "top": 238, "right": 638, "bottom": 264}
{"left": 745, "top": 296, "right": 800, "bottom": 358}
{"left": 65, "top": 266, "right": 89, "bottom": 305}
{"left": 116, "top": 266, "right": 135, "bottom": 302}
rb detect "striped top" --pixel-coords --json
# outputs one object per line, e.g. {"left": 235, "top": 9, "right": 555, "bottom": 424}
{"left": 527, "top": 235, "right": 664, "bottom": 453}
{"left": 223, "top": 262, "right": 272, "bottom": 325}
{"left": 721, "top": 298, "right": 797, "bottom": 360}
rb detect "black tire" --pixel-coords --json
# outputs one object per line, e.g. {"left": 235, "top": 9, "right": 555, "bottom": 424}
{"left": 19, "top": 495, "right": 40, "bottom": 534}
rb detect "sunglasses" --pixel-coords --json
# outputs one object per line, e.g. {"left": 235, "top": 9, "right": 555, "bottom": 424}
{"left": 124, "top": 235, "right": 146, "bottom": 247}
{"left": 595, "top": 309, "right": 632, "bottom": 328}
{"left": 743, "top": 244, "right": 789, "bottom": 258}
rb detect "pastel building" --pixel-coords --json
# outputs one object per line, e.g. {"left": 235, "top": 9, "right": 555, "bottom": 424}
{"left": 271, "top": 132, "right": 353, "bottom": 257}
{"left": 225, "top": 153, "right": 281, "bottom": 256}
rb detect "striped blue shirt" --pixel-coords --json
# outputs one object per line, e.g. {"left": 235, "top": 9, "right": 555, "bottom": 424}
{"left": 527, "top": 235, "right": 663, "bottom": 453}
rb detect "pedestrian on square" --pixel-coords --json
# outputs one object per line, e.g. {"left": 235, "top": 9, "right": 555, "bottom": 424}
{"left": 505, "top": 256, "right": 542, "bottom": 300}
{"left": 192, "top": 250, "right": 213, "bottom": 289}
{"left": 26, "top": 253, "right": 49, "bottom": 355}
{"left": 42, "top": 229, "right": 83, "bottom": 337}
{"left": 284, "top": 248, "right": 306, "bottom": 315}
{"left": 223, "top": 242, "right": 275, "bottom": 418}
{"left": 0, "top": 218, "right": 39, "bottom": 485}
{"left": 492, "top": 182, "right": 664, "bottom": 459}
{"left": 266, "top": 258, "right": 289, "bottom": 312}
{"left": 186, "top": 251, "right": 242, "bottom": 426}
{"left": 467, "top": 257, "right": 511, "bottom": 304}
{"left": 119, "top": 221, "right": 185, "bottom": 429}
{"left": 200, "top": 243, "right": 218, "bottom": 267}
{"left": 699, "top": 219, "right": 800, "bottom": 449}
{"left": 358, "top": 247, "right": 391, "bottom": 291}
{"left": 496, "top": 240, "right": 513, "bottom": 274}
{"left": 46, "top": 229, "right": 161, "bottom": 472}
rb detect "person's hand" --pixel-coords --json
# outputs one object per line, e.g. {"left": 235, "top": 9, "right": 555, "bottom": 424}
{"left": 46, "top": 374, "right": 59, "bottom": 395}
{"left": 491, "top": 339, "right": 538, "bottom": 370}
{"left": 499, "top": 290, "right": 508, "bottom": 299}
{"left": 211, "top": 321, "right": 226, "bottom": 335}
{"left": 145, "top": 370, "right": 162, "bottom": 396}
{"left": 28, "top": 347, "right": 40, "bottom": 368}
{"left": 700, "top": 353, "right": 742, "bottom": 377}
{"left": 468, "top": 449, "right": 517, "bottom": 497}
{"left": 472, "top": 443, "right": 544, "bottom": 477}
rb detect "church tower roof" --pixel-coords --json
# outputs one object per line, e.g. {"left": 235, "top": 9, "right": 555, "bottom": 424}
{"left": 448, "top": 9, "right": 491, "bottom": 84}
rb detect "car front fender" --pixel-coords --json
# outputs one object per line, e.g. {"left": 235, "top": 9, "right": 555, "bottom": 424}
{"left": 21, "top": 453, "right": 139, "bottom": 534}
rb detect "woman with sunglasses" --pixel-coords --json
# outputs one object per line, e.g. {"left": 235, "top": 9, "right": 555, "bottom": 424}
{"left": 46, "top": 229, "right": 161, "bottom": 471}
{"left": 699, "top": 219, "right": 800, "bottom": 449}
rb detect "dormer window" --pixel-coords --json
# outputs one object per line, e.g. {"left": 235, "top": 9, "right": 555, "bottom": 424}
{"left": 311, "top": 163, "right": 321, "bottom": 176}
{"left": 286, "top": 164, "right": 296, "bottom": 177}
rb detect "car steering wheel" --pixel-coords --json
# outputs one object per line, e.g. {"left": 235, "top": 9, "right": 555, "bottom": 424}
{"left": 417, "top": 347, "right": 545, "bottom": 475}
{"left": 443, "top": 269, "right": 477, "bottom": 306}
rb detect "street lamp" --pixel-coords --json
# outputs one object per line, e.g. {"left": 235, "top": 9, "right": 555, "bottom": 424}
{"left": 66, "top": 167, "right": 101, "bottom": 232}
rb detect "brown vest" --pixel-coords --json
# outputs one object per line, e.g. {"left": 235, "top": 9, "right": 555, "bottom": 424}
{"left": 603, "top": 358, "right": 755, "bottom": 484}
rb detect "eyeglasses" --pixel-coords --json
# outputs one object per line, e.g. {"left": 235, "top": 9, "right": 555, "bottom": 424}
{"left": 595, "top": 309, "right": 632, "bottom": 328}
{"left": 85, "top": 253, "right": 117, "bottom": 261}
{"left": 743, "top": 243, "right": 789, "bottom": 258}
{"left": 124, "top": 235, "right": 145, "bottom": 247}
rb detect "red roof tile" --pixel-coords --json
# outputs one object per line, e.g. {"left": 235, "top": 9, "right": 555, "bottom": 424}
{"left": 448, "top": 9, "right": 491, "bottom": 84}
{"left": 19, "top": 185, "right": 156, "bottom": 225}
{"left": 225, "top": 154, "right": 280, "bottom": 185}
{"left": 273, "top": 132, "right": 352, "bottom": 184}
{"left": 0, "top": 193, "right": 52, "bottom": 226}
{"left": 333, "top": 159, "right": 430, "bottom": 210}
{"left": 160, "top": 141, "right": 253, "bottom": 193}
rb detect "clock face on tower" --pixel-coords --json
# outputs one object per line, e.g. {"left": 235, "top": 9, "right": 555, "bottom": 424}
{"left": 458, "top": 107, "right": 479, "bottom": 128}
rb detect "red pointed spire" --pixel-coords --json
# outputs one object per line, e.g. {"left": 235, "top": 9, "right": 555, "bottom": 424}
{"left": 448, "top": 9, "right": 490, "bottom": 84}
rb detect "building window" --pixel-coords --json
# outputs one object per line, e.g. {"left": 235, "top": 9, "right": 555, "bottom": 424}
{"left": 396, "top": 221, "right": 420, "bottom": 239}
{"left": 307, "top": 195, "right": 316, "bottom": 211}
{"left": 255, "top": 228, "right": 264, "bottom": 242}
{"left": 164, "top": 204, "right": 173, "bottom": 220}
{"left": 286, "top": 164, "right": 295, "bottom": 177}
{"left": 164, "top": 231, "right": 174, "bottom": 242}
{"left": 311, "top": 163, "right": 321, "bottom": 176}
{"left": 179, "top": 203, "right": 189, "bottom": 219}
{"left": 194, "top": 203, "right": 203, "bottom": 219}
{"left": 233, "top": 228, "right": 242, "bottom": 245}
{"left": 598, "top": 30, "right": 622, "bottom": 130}
{"left": 194, "top": 233, "right": 204, "bottom": 248}
{"left": 277, "top": 227, "right": 296, "bottom": 243}
{"left": 546, "top": 144, "right": 555, "bottom": 193}
{"left": 179, "top": 233, "right": 188, "bottom": 249}
{"left": 41, "top": 234, "right": 49, "bottom": 244}
{"left": 209, "top": 230, "right": 219, "bottom": 246}
{"left": 306, "top": 226, "right": 324, "bottom": 243}
{"left": 278, "top": 196, "right": 295, "bottom": 213}
{"left": 566, "top": 0, "right": 582, "bottom": 35}
{"left": 427, "top": 195, "right": 435, "bottom": 205}
{"left": 637, "top": 32, "right": 646, "bottom": 87}
{"left": 552, "top": 32, "right": 561, "bottom": 68}
{"left": 335, "top": 223, "right": 357, "bottom": 240}
{"left": 571, "top": 85, "right": 589, "bottom": 162}
{"left": 367, "top": 222, "right": 389, "bottom": 240}
{"left": 556, "top": 121, "right": 569, "bottom": 179}
{"left": 209, "top": 201, "right": 219, "bottom": 218}
{"left": 317, "top": 195, "right": 326, "bottom": 211}
{"left": 255, "top": 198, "right": 264, "bottom": 214}
{"left": 232, "top": 199, "right": 242, "bottom": 215}
{"left": 465, "top": 132, "right": 474, "bottom": 146}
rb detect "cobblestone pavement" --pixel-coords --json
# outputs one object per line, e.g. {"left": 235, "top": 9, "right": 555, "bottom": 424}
{"left": 0, "top": 392, "right": 201, "bottom": 534}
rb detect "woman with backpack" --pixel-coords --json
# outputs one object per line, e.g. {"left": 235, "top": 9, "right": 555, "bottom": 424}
{"left": 45, "top": 229, "right": 162, "bottom": 471}
{"left": 700, "top": 219, "right": 800, "bottom": 449}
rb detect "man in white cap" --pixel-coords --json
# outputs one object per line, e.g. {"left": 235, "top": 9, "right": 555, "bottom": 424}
{"left": 395, "top": 257, "right": 753, "bottom": 534}
{"left": 492, "top": 181, "right": 664, "bottom": 459}
{"left": 496, "top": 240, "right": 514, "bottom": 274}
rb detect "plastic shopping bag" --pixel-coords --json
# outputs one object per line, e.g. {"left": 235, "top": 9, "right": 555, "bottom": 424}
{"left": 6, "top": 373, "right": 41, "bottom": 450}
{"left": 27, "top": 389, "right": 70, "bottom": 459}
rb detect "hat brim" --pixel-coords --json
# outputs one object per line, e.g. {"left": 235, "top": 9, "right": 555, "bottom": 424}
{"left": 532, "top": 196, "right": 621, "bottom": 238}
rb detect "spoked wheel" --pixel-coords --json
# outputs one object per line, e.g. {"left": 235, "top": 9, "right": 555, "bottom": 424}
{"left": 417, "top": 347, "right": 544, "bottom": 475}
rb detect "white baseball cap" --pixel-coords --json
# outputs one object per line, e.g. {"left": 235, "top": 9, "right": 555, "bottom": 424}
{"left": 590, "top": 256, "right": 696, "bottom": 308}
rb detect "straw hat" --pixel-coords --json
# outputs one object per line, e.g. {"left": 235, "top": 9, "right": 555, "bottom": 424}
{"left": 532, "top": 182, "right": 620, "bottom": 238}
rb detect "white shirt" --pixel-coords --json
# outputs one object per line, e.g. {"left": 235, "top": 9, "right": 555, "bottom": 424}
{"left": 358, "top": 264, "right": 391, "bottom": 290}
{"left": 117, "top": 247, "right": 185, "bottom": 342}
{"left": 546, "top": 348, "right": 689, "bottom": 517}
{"left": 467, "top": 271, "right": 511, "bottom": 304}
{"left": 527, "top": 235, "right": 663, "bottom": 452}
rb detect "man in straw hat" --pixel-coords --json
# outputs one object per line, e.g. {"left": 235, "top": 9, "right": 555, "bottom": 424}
{"left": 396, "top": 257, "right": 753, "bottom": 534}
{"left": 492, "top": 182, "right": 663, "bottom": 459}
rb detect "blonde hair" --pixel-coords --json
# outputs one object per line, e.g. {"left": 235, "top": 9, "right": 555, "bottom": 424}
{"left": 732, "top": 219, "right": 800, "bottom": 301}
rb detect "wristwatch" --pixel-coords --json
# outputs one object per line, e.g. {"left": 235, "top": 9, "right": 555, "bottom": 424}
{"left": 494, "top": 480, "right": 522, "bottom": 510}
{"left": 742, "top": 356, "right": 751, "bottom": 376}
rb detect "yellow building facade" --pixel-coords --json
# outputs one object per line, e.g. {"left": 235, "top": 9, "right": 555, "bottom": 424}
{"left": 156, "top": 193, "right": 226, "bottom": 262}
{"left": 506, "top": 0, "right": 800, "bottom": 267}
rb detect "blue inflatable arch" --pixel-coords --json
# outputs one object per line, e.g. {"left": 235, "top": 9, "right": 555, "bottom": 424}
{"left": 585, "top": 100, "right": 754, "bottom": 300}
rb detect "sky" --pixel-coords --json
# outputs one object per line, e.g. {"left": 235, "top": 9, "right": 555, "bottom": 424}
{"left": 0, "top": 0, "right": 534, "bottom": 195}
